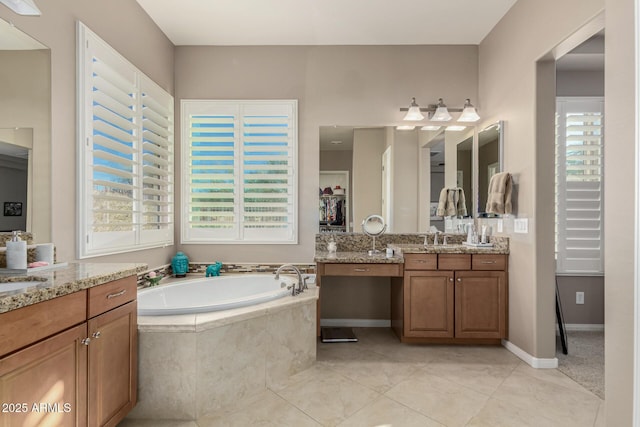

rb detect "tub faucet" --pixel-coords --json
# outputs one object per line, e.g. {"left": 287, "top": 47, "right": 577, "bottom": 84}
{"left": 275, "top": 264, "right": 304, "bottom": 296}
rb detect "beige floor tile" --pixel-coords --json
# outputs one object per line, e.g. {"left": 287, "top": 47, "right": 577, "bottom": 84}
{"left": 467, "top": 398, "right": 564, "bottom": 427}
{"left": 337, "top": 395, "right": 444, "bottom": 427}
{"left": 594, "top": 399, "right": 605, "bottom": 427}
{"left": 428, "top": 344, "right": 521, "bottom": 366}
{"left": 514, "top": 362, "right": 598, "bottom": 396}
{"left": 197, "top": 390, "right": 320, "bottom": 427}
{"left": 319, "top": 347, "right": 422, "bottom": 393}
{"left": 492, "top": 370, "right": 600, "bottom": 426}
{"left": 385, "top": 371, "right": 489, "bottom": 427}
{"left": 422, "top": 360, "right": 517, "bottom": 396}
{"left": 273, "top": 365, "right": 381, "bottom": 426}
{"left": 118, "top": 420, "right": 198, "bottom": 427}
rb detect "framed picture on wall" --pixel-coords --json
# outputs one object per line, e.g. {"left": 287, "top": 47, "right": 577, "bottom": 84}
{"left": 4, "top": 202, "right": 22, "bottom": 216}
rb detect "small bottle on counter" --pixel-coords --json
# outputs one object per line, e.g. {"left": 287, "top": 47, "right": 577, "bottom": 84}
{"left": 6, "top": 231, "right": 27, "bottom": 270}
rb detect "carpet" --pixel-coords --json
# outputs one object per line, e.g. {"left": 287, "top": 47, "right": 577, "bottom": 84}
{"left": 556, "top": 330, "right": 604, "bottom": 399}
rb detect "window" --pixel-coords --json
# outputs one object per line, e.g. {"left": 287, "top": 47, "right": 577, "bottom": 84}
{"left": 181, "top": 100, "right": 297, "bottom": 244}
{"left": 555, "top": 97, "right": 604, "bottom": 274}
{"left": 77, "top": 23, "right": 174, "bottom": 258}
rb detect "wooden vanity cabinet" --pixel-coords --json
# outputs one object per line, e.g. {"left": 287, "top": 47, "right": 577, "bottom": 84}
{"left": 0, "top": 275, "right": 137, "bottom": 427}
{"left": 393, "top": 253, "right": 508, "bottom": 343}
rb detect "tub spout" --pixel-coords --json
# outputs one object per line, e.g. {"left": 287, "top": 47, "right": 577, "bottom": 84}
{"left": 275, "top": 264, "right": 303, "bottom": 296}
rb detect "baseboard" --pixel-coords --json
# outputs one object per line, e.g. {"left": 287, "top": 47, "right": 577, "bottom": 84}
{"left": 502, "top": 339, "right": 558, "bottom": 369}
{"left": 320, "top": 318, "right": 391, "bottom": 328}
{"left": 562, "top": 323, "right": 604, "bottom": 332}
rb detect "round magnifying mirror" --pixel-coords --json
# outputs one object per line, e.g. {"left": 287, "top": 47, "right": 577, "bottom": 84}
{"left": 362, "top": 214, "right": 387, "bottom": 255}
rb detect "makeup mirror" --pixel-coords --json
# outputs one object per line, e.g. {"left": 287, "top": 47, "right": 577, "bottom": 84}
{"left": 362, "top": 214, "right": 386, "bottom": 255}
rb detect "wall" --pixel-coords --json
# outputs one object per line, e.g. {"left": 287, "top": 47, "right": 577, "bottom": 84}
{"left": 556, "top": 276, "right": 604, "bottom": 325}
{"left": 0, "top": 155, "right": 27, "bottom": 231}
{"left": 353, "top": 128, "right": 385, "bottom": 229}
{"left": 0, "top": 1, "right": 175, "bottom": 265}
{"left": 391, "top": 129, "right": 419, "bottom": 232}
{"left": 604, "top": 0, "right": 635, "bottom": 423}
{"left": 0, "top": 50, "right": 49, "bottom": 242}
{"left": 478, "top": 0, "right": 604, "bottom": 366}
{"left": 175, "top": 45, "right": 478, "bottom": 263}
{"left": 478, "top": 139, "right": 499, "bottom": 210}
{"left": 556, "top": 70, "right": 604, "bottom": 96}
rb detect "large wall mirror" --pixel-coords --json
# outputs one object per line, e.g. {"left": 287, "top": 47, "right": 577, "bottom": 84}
{"left": 477, "top": 121, "right": 504, "bottom": 216}
{"left": 0, "top": 18, "right": 51, "bottom": 241}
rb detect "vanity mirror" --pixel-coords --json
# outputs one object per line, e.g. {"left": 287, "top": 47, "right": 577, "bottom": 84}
{"left": 455, "top": 135, "right": 473, "bottom": 216}
{"left": 0, "top": 18, "right": 51, "bottom": 241}
{"left": 477, "top": 121, "right": 504, "bottom": 216}
{"left": 362, "top": 214, "right": 386, "bottom": 255}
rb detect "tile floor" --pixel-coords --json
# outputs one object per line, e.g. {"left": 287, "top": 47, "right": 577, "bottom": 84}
{"left": 120, "top": 327, "right": 604, "bottom": 427}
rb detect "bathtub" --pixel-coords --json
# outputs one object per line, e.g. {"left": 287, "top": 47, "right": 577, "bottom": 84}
{"left": 129, "top": 274, "right": 318, "bottom": 421}
{"left": 137, "top": 274, "right": 295, "bottom": 315}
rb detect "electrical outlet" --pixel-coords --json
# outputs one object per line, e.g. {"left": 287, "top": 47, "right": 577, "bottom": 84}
{"left": 497, "top": 219, "right": 503, "bottom": 233}
{"left": 576, "top": 292, "right": 585, "bottom": 305}
{"left": 514, "top": 218, "right": 528, "bottom": 233}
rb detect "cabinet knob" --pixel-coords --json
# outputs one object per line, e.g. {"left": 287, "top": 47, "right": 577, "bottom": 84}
{"left": 92, "top": 331, "right": 101, "bottom": 339}
{"left": 457, "top": 278, "right": 462, "bottom": 282}
{"left": 81, "top": 338, "right": 91, "bottom": 346}
{"left": 449, "top": 277, "right": 454, "bottom": 282}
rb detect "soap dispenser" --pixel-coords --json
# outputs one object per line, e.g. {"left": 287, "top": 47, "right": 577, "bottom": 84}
{"left": 6, "top": 231, "right": 27, "bottom": 270}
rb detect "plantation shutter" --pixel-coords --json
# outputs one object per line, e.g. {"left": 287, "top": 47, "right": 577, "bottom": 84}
{"left": 78, "top": 22, "right": 174, "bottom": 257}
{"left": 182, "top": 100, "right": 297, "bottom": 243}
{"left": 555, "top": 97, "right": 604, "bottom": 274}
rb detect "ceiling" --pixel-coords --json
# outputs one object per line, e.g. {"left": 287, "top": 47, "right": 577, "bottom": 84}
{"left": 136, "top": 0, "right": 518, "bottom": 46}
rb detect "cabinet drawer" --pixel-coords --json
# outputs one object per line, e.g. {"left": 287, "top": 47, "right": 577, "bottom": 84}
{"left": 0, "top": 290, "right": 87, "bottom": 357}
{"left": 88, "top": 276, "right": 136, "bottom": 318}
{"left": 403, "top": 254, "right": 437, "bottom": 270}
{"left": 322, "top": 263, "right": 403, "bottom": 277}
{"left": 438, "top": 254, "right": 471, "bottom": 270}
{"left": 472, "top": 254, "right": 507, "bottom": 271}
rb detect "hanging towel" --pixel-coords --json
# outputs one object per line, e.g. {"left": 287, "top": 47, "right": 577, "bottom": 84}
{"left": 436, "top": 187, "right": 467, "bottom": 217}
{"left": 486, "top": 172, "right": 513, "bottom": 214}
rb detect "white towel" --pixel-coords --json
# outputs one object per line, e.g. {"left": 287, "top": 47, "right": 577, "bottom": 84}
{"left": 486, "top": 172, "right": 512, "bottom": 214}
{"left": 436, "top": 188, "right": 467, "bottom": 217}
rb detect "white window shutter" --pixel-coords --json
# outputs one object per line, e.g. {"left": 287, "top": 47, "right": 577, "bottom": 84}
{"left": 555, "top": 97, "right": 604, "bottom": 274}
{"left": 182, "top": 100, "right": 297, "bottom": 244}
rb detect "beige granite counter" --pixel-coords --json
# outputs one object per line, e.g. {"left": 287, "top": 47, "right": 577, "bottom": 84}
{"left": 390, "top": 242, "right": 509, "bottom": 255}
{"left": 0, "top": 262, "right": 147, "bottom": 313}
{"left": 314, "top": 251, "right": 404, "bottom": 264}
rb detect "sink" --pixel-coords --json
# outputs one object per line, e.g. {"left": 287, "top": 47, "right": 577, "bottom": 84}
{"left": 0, "top": 278, "right": 48, "bottom": 293}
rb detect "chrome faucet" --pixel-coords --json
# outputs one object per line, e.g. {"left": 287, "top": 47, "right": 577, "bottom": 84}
{"left": 275, "top": 264, "right": 304, "bottom": 296}
{"left": 433, "top": 231, "right": 440, "bottom": 245}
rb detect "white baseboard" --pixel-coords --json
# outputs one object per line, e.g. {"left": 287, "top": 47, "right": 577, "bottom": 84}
{"left": 562, "top": 323, "right": 604, "bottom": 332}
{"left": 502, "top": 339, "right": 558, "bottom": 369}
{"left": 320, "top": 318, "right": 391, "bottom": 328}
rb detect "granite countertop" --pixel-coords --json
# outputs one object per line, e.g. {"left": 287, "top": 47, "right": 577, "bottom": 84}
{"left": 0, "top": 262, "right": 147, "bottom": 314}
{"left": 390, "top": 242, "right": 510, "bottom": 255}
{"left": 314, "top": 251, "right": 404, "bottom": 264}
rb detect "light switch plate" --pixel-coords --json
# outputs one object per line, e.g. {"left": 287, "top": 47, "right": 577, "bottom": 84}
{"left": 497, "top": 219, "right": 503, "bottom": 233}
{"left": 514, "top": 218, "right": 528, "bottom": 233}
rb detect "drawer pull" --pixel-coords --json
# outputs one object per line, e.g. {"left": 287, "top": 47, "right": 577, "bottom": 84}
{"left": 449, "top": 278, "right": 454, "bottom": 282}
{"left": 457, "top": 278, "right": 462, "bottom": 282}
{"left": 81, "top": 338, "right": 91, "bottom": 346}
{"left": 106, "top": 289, "right": 127, "bottom": 299}
{"left": 413, "top": 260, "right": 427, "bottom": 264}
{"left": 480, "top": 261, "right": 497, "bottom": 264}
{"left": 92, "top": 331, "right": 101, "bottom": 339}
{"left": 354, "top": 268, "right": 369, "bottom": 272}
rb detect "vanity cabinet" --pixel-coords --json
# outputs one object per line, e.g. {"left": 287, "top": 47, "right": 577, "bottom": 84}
{"left": 0, "top": 275, "right": 137, "bottom": 427}
{"left": 393, "top": 253, "right": 508, "bottom": 344}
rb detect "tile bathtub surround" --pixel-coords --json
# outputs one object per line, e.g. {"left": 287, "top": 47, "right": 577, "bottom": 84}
{"left": 129, "top": 290, "right": 317, "bottom": 421}
{"left": 123, "top": 327, "right": 603, "bottom": 427}
{"left": 315, "top": 232, "right": 509, "bottom": 253}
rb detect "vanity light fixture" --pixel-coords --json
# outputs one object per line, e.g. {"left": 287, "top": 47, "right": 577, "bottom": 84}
{"left": 396, "top": 125, "right": 416, "bottom": 130}
{"left": 402, "top": 97, "right": 425, "bottom": 121}
{"left": 400, "top": 97, "right": 480, "bottom": 122}
{"left": 457, "top": 98, "right": 481, "bottom": 122}
{"left": 421, "top": 125, "right": 441, "bottom": 131}
{"left": 0, "top": 0, "right": 41, "bottom": 15}
{"left": 430, "top": 98, "right": 453, "bottom": 122}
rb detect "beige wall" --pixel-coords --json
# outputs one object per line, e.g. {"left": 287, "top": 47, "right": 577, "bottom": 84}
{"left": 556, "top": 276, "right": 604, "bottom": 325}
{"left": 0, "top": 50, "right": 50, "bottom": 242}
{"left": 604, "top": 0, "right": 635, "bottom": 424}
{"left": 353, "top": 128, "right": 385, "bottom": 229}
{"left": 479, "top": 0, "right": 604, "bottom": 363}
{"left": 0, "top": 1, "right": 175, "bottom": 265}
{"left": 175, "top": 45, "right": 478, "bottom": 263}
{"left": 391, "top": 129, "right": 419, "bottom": 232}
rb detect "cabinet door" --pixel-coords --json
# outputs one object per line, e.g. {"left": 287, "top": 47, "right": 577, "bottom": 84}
{"left": 404, "top": 270, "right": 454, "bottom": 338}
{"left": 455, "top": 271, "right": 507, "bottom": 339}
{"left": 87, "top": 301, "right": 137, "bottom": 427}
{"left": 0, "top": 323, "right": 88, "bottom": 427}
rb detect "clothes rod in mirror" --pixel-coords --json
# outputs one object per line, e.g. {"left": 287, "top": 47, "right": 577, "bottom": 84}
{"left": 400, "top": 97, "right": 480, "bottom": 122}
